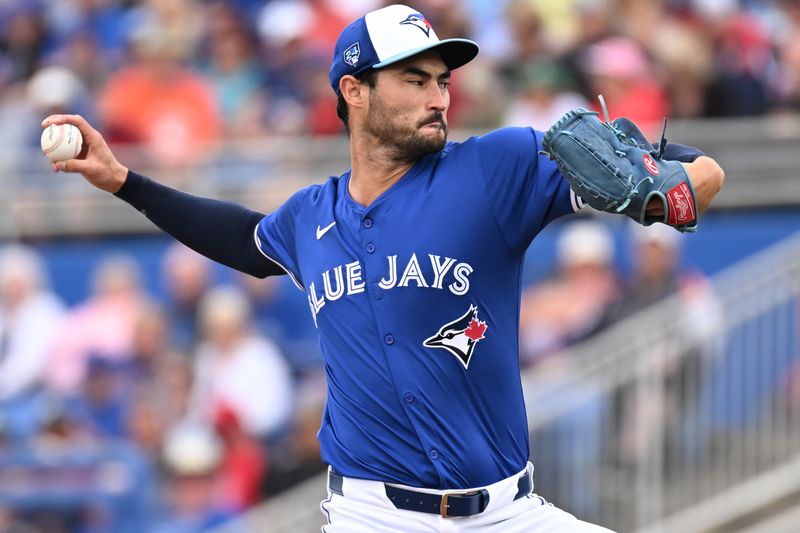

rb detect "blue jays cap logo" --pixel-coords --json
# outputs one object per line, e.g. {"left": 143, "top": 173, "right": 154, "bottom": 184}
{"left": 344, "top": 42, "right": 361, "bottom": 67}
{"left": 423, "top": 305, "right": 488, "bottom": 369}
{"left": 400, "top": 13, "right": 432, "bottom": 37}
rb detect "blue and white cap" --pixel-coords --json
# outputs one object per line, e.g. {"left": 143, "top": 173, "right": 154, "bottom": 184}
{"left": 329, "top": 4, "right": 479, "bottom": 94}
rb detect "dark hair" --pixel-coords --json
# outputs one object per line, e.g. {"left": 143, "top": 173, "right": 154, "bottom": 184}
{"left": 336, "top": 69, "right": 379, "bottom": 135}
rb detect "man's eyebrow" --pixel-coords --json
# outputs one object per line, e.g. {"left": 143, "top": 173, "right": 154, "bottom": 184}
{"left": 401, "top": 67, "right": 452, "bottom": 79}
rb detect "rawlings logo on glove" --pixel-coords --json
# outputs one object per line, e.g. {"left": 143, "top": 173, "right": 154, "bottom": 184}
{"left": 541, "top": 103, "right": 699, "bottom": 232}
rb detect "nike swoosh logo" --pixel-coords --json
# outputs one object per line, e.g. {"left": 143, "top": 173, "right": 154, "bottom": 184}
{"left": 316, "top": 221, "right": 336, "bottom": 240}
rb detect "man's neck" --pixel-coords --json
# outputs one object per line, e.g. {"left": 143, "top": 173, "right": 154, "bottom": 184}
{"left": 348, "top": 135, "right": 416, "bottom": 207}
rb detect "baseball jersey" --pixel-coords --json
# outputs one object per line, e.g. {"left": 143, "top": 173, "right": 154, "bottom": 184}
{"left": 256, "top": 127, "right": 581, "bottom": 490}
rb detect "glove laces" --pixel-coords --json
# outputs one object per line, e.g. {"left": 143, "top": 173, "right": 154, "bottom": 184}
{"left": 615, "top": 175, "right": 654, "bottom": 213}
{"left": 597, "top": 94, "right": 670, "bottom": 159}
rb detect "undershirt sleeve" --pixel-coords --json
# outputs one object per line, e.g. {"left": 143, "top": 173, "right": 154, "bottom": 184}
{"left": 113, "top": 171, "right": 283, "bottom": 278}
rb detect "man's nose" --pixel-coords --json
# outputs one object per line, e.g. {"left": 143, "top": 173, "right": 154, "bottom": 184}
{"left": 427, "top": 84, "right": 446, "bottom": 111}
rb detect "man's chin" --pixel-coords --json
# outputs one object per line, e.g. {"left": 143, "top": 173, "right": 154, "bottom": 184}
{"left": 420, "top": 126, "right": 447, "bottom": 145}
{"left": 418, "top": 134, "right": 447, "bottom": 154}
{"left": 396, "top": 134, "right": 446, "bottom": 161}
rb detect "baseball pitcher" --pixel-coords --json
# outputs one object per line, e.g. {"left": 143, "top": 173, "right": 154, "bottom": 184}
{"left": 43, "top": 4, "right": 724, "bottom": 531}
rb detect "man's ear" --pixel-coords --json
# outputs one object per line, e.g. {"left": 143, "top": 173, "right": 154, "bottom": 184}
{"left": 340, "top": 74, "right": 369, "bottom": 110}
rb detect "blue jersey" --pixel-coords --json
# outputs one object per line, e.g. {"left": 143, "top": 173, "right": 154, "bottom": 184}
{"left": 256, "top": 127, "right": 580, "bottom": 490}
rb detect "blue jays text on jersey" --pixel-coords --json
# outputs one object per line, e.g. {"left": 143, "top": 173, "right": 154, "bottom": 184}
{"left": 255, "top": 127, "right": 582, "bottom": 490}
{"left": 302, "top": 252, "right": 475, "bottom": 325}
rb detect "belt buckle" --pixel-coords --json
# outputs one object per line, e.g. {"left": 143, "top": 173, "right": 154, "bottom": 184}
{"left": 440, "top": 492, "right": 453, "bottom": 518}
{"left": 440, "top": 490, "right": 477, "bottom": 518}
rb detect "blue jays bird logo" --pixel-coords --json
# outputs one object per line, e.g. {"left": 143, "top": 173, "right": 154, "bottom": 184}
{"left": 423, "top": 305, "right": 488, "bottom": 369}
{"left": 344, "top": 42, "right": 361, "bottom": 67}
{"left": 400, "top": 13, "right": 433, "bottom": 37}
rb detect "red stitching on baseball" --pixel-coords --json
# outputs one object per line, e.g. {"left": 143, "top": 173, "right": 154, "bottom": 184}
{"left": 43, "top": 125, "right": 66, "bottom": 155}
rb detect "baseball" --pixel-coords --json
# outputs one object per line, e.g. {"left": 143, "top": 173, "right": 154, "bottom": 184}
{"left": 41, "top": 123, "right": 83, "bottom": 162}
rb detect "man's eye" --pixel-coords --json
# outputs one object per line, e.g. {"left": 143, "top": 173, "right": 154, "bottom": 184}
{"left": 438, "top": 81, "right": 450, "bottom": 90}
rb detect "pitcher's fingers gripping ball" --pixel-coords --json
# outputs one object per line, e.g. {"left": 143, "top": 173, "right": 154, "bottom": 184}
{"left": 541, "top": 108, "right": 699, "bottom": 232}
{"left": 41, "top": 123, "right": 83, "bottom": 162}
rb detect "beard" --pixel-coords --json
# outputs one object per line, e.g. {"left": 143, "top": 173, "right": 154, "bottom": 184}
{"left": 365, "top": 92, "right": 447, "bottom": 162}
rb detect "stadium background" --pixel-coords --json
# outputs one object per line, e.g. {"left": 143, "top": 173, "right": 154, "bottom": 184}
{"left": 1, "top": 0, "right": 799, "bottom": 532}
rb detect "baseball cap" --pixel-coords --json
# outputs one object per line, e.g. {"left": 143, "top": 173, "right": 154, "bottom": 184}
{"left": 329, "top": 4, "right": 479, "bottom": 94}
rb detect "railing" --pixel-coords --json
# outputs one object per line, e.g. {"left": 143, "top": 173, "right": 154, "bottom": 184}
{"left": 211, "top": 231, "right": 800, "bottom": 533}
{"left": 521, "top": 230, "right": 800, "bottom": 532}
{"left": 2, "top": 115, "right": 800, "bottom": 238}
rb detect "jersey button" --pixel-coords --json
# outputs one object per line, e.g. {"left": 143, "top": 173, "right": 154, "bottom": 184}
{"left": 363, "top": 218, "right": 373, "bottom": 229}
{"left": 430, "top": 449, "right": 439, "bottom": 460}
{"left": 366, "top": 242, "right": 376, "bottom": 253}
{"left": 384, "top": 334, "right": 395, "bottom": 345}
{"left": 403, "top": 392, "right": 415, "bottom": 403}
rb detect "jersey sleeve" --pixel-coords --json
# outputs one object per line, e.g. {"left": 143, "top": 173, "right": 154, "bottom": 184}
{"left": 254, "top": 189, "right": 308, "bottom": 291}
{"left": 475, "top": 127, "right": 581, "bottom": 253}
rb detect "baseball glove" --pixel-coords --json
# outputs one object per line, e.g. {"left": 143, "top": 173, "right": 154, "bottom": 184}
{"left": 541, "top": 107, "right": 699, "bottom": 232}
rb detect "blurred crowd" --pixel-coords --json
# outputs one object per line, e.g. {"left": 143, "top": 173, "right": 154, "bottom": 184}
{"left": 0, "top": 0, "right": 799, "bottom": 168}
{"left": 0, "top": 239, "right": 326, "bottom": 532}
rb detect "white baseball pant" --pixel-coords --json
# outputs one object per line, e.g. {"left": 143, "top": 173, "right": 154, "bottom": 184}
{"left": 320, "top": 463, "right": 615, "bottom": 532}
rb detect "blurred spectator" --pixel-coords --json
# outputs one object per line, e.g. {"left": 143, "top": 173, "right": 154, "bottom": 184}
{"left": 69, "top": 303, "right": 172, "bottom": 441}
{"left": 261, "top": 0, "right": 347, "bottom": 58}
{"left": 151, "top": 422, "right": 236, "bottom": 532}
{"left": 497, "top": 0, "right": 550, "bottom": 92}
{"left": 126, "top": 351, "right": 194, "bottom": 461}
{"left": 0, "top": 245, "right": 65, "bottom": 440}
{"left": 256, "top": 0, "right": 339, "bottom": 134}
{"left": 42, "top": 0, "right": 130, "bottom": 76}
{"left": 519, "top": 219, "right": 620, "bottom": 366}
{"left": 126, "top": 391, "right": 167, "bottom": 462}
{"left": 156, "top": 353, "right": 195, "bottom": 426}
{"left": 649, "top": 19, "right": 714, "bottom": 118}
{"left": 141, "top": 0, "right": 205, "bottom": 61}
{"left": 704, "top": 13, "right": 775, "bottom": 117}
{"left": 502, "top": 59, "right": 588, "bottom": 130}
{"left": 55, "top": 34, "right": 109, "bottom": 106}
{"left": 26, "top": 65, "right": 88, "bottom": 117}
{"left": 583, "top": 36, "right": 670, "bottom": 135}
{"left": 98, "top": 12, "right": 221, "bottom": 167}
{"left": 70, "top": 355, "right": 128, "bottom": 438}
{"left": 187, "top": 286, "right": 294, "bottom": 441}
{"left": 262, "top": 370, "right": 326, "bottom": 495}
{"left": 201, "top": 1, "right": 268, "bottom": 138}
{"left": 160, "top": 243, "right": 213, "bottom": 353}
{"left": 305, "top": 53, "right": 343, "bottom": 135}
{"left": 125, "top": 303, "right": 173, "bottom": 382}
{"left": 46, "top": 255, "right": 151, "bottom": 395}
{"left": 213, "top": 404, "right": 268, "bottom": 511}
{"left": 558, "top": 0, "right": 616, "bottom": 101}
{"left": 0, "top": 4, "right": 47, "bottom": 87}
{"left": 603, "top": 222, "right": 723, "bottom": 467}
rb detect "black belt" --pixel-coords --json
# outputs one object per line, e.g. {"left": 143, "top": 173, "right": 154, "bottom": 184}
{"left": 328, "top": 469, "right": 532, "bottom": 518}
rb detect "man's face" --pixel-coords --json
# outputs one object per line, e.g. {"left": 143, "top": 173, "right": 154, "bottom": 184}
{"left": 363, "top": 52, "right": 451, "bottom": 161}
